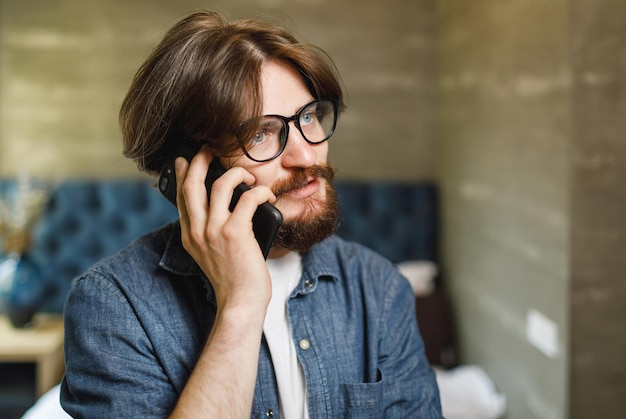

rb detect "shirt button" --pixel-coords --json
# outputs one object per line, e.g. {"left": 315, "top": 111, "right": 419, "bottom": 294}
{"left": 304, "top": 279, "right": 314, "bottom": 289}
{"left": 266, "top": 409, "right": 275, "bottom": 418}
{"left": 299, "top": 339, "right": 311, "bottom": 350}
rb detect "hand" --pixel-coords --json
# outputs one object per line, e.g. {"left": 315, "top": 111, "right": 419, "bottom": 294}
{"left": 174, "top": 146, "right": 276, "bottom": 310}
{"left": 170, "top": 147, "right": 274, "bottom": 417}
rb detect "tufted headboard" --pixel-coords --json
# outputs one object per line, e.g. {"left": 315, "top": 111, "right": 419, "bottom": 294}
{"left": 1, "top": 179, "right": 438, "bottom": 314}
{"left": 0, "top": 179, "right": 179, "bottom": 314}
{"left": 334, "top": 181, "right": 438, "bottom": 264}
{"left": 31, "top": 180, "right": 180, "bottom": 312}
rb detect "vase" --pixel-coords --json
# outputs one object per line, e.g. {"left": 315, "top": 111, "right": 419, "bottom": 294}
{"left": 0, "top": 253, "right": 43, "bottom": 328}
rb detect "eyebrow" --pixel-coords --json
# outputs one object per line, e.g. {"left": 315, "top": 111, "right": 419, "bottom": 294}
{"left": 263, "top": 98, "right": 316, "bottom": 118}
{"left": 260, "top": 118, "right": 282, "bottom": 129}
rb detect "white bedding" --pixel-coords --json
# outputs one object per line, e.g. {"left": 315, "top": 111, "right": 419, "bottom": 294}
{"left": 21, "top": 384, "right": 68, "bottom": 419}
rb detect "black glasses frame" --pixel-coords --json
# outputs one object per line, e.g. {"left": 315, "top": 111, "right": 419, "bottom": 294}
{"left": 240, "top": 99, "right": 338, "bottom": 162}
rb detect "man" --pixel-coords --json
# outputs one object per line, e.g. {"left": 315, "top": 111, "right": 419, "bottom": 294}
{"left": 61, "top": 10, "right": 442, "bottom": 418}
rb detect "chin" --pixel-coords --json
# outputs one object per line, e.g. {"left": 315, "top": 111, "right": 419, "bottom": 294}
{"left": 278, "top": 198, "right": 324, "bottom": 223}
{"left": 272, "top": 182, "right": 340, "bottom": 253}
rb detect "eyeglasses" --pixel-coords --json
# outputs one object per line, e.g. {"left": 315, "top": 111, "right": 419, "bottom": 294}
{"left": 238, "top": 99, "right": 338, "bottom": 162}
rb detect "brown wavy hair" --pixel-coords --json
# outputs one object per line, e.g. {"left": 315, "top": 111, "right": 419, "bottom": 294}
{"left": 119, "top": 10, "right": 345, "bottom": 175}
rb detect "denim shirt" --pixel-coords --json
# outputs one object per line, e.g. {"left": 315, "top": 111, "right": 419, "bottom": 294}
{"left": 61, "top": 223, "right": 442, "bottom": 418}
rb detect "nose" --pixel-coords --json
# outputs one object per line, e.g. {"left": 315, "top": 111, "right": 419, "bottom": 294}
{"left": 280, "top": 121, "right": 318, "bottom": 167}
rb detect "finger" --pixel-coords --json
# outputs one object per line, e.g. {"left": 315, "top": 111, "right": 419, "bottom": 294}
{"left": 174, "top": 156, "right": 191, "bottom": 225}
{"left": 181, "top": 148, "right": 213, "bottom": 232}
{"left": 226, "top": 185, "right": 276, "bottom": 229}
{"left": 207, "top": 166, "right": 257, "bottom": 219}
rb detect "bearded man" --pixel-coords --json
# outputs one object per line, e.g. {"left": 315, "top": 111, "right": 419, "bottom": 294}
{"left": 61, "top": 10, "right": 442, "bottom": 419}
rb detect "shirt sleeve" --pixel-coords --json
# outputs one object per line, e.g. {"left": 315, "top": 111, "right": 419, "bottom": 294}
{"left": 61, "top": 271, "right": 177, "bottom": 418}
{"left": 379, "top": 268, "right": 444, "bottom": 418}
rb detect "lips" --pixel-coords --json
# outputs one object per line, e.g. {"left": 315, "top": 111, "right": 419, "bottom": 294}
{"left": 285, "top": 177, "right": 320, "bottom": 199}
{"left": 272, "top": 164, "right": 335, "bottom": 199}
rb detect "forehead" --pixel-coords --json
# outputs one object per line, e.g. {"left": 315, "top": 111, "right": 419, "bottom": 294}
{"left": 260, "top": 60, "right": 314, "bottom": 116}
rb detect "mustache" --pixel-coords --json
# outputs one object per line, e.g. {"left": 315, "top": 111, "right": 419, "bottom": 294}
{"left": 272, "top": 163, "right": 335, "bottom": 198}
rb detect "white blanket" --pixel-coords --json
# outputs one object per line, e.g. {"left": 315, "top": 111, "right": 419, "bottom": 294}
{"left": 435, "top": 365, "right": 507, "bottom": 419}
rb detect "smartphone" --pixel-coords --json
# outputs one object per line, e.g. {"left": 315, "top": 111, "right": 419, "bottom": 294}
{"left": 158, "top": 140, "right": 283, "bottom": 259}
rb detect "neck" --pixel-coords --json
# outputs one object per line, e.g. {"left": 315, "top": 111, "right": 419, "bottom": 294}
{"left": 268, "top": 247, "right": 292, "bottom": 259}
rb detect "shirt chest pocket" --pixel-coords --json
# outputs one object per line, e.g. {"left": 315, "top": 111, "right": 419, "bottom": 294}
{"left": 338, "top": 377, "right": 383, "bottom": 418}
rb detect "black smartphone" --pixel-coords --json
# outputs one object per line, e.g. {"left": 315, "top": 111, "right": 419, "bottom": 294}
{"left": 158, "top": 140, "right": 283, "bottom": 259}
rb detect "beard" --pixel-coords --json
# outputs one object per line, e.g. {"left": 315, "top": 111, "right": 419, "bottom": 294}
{"left": 270, "top": 163, "right": 340, "bottom": 254}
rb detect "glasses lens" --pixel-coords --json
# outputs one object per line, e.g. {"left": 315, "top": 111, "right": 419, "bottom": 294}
{"left": 242, "top": 116, "right": 285, "bottom": 162}
{"left": 299, "top": 100, "right": 336, "bottom": 143}
{"left": 239, "top": 100, "right": 337, "bottom": 162}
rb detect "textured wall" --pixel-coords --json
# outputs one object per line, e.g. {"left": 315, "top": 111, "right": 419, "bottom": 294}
{"left": 0, "top": 0, "right": 435, "bottom": 180}
{"left": 570, "top": 0, "right": 626, "bottom": 417}
{"left": 437, "top": 1, "right": 570, "bottom": 418}
{"left": 438, "top": 1, "right": 626, "bottom": 418}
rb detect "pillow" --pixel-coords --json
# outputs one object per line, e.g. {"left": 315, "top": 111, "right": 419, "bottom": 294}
{"left": 396, "top": 260, "right": 438, "bottom": 297}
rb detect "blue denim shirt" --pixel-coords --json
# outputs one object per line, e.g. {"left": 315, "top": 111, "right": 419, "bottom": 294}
{"left": 61, "top": 222, "right": 442, "bottom": 418}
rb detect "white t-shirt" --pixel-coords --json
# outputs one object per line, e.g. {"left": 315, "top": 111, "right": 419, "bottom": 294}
{"left": 264, "top": 252, "right": 308, "bottom": 419}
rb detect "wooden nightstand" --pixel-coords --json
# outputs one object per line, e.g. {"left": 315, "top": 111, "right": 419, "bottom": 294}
{"left": 0, "top": 314, "right": 64, "bottom": 397}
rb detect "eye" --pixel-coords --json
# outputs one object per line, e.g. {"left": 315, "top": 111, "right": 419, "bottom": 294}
{"left": 247, "top": 118, "right": 282, "bottom": 148}
{"left": 300, "top": 110, "right": 317, "bottom": 126}
{"left": 250, "top": 131, "right": 266, "bottom": 145}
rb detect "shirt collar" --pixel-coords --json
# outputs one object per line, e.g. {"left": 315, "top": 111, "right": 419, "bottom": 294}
{"left": 302, "top": 237, "right": 342, "bottom": 282}
{"left": 158, "top": 222, "right": 204, "bottom": 277}
{"left": 287, "top": 237, "right": 341, "bottom": 297}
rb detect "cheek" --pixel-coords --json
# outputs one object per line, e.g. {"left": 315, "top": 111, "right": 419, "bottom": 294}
{"left": 316, "top": 142, "right": 329, "bottom": 161}
{"left": 226, "top": 155, "right": 279, "bottom": 188}
{"left": 252, "top": 168, "right": 279, "bottom": 188}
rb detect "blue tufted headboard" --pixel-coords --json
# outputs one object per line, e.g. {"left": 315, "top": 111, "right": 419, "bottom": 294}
{"left": 0, "top": 179, "right": 179, "bottom": 313}
{"left": 1, "top": 179, "right": 438, "bottom": 314}
{"left": 334, "top": 181, "right": 438, "bottom": 264}
{"left": 32, "top": 180, "right": 180, "bottom": 312}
